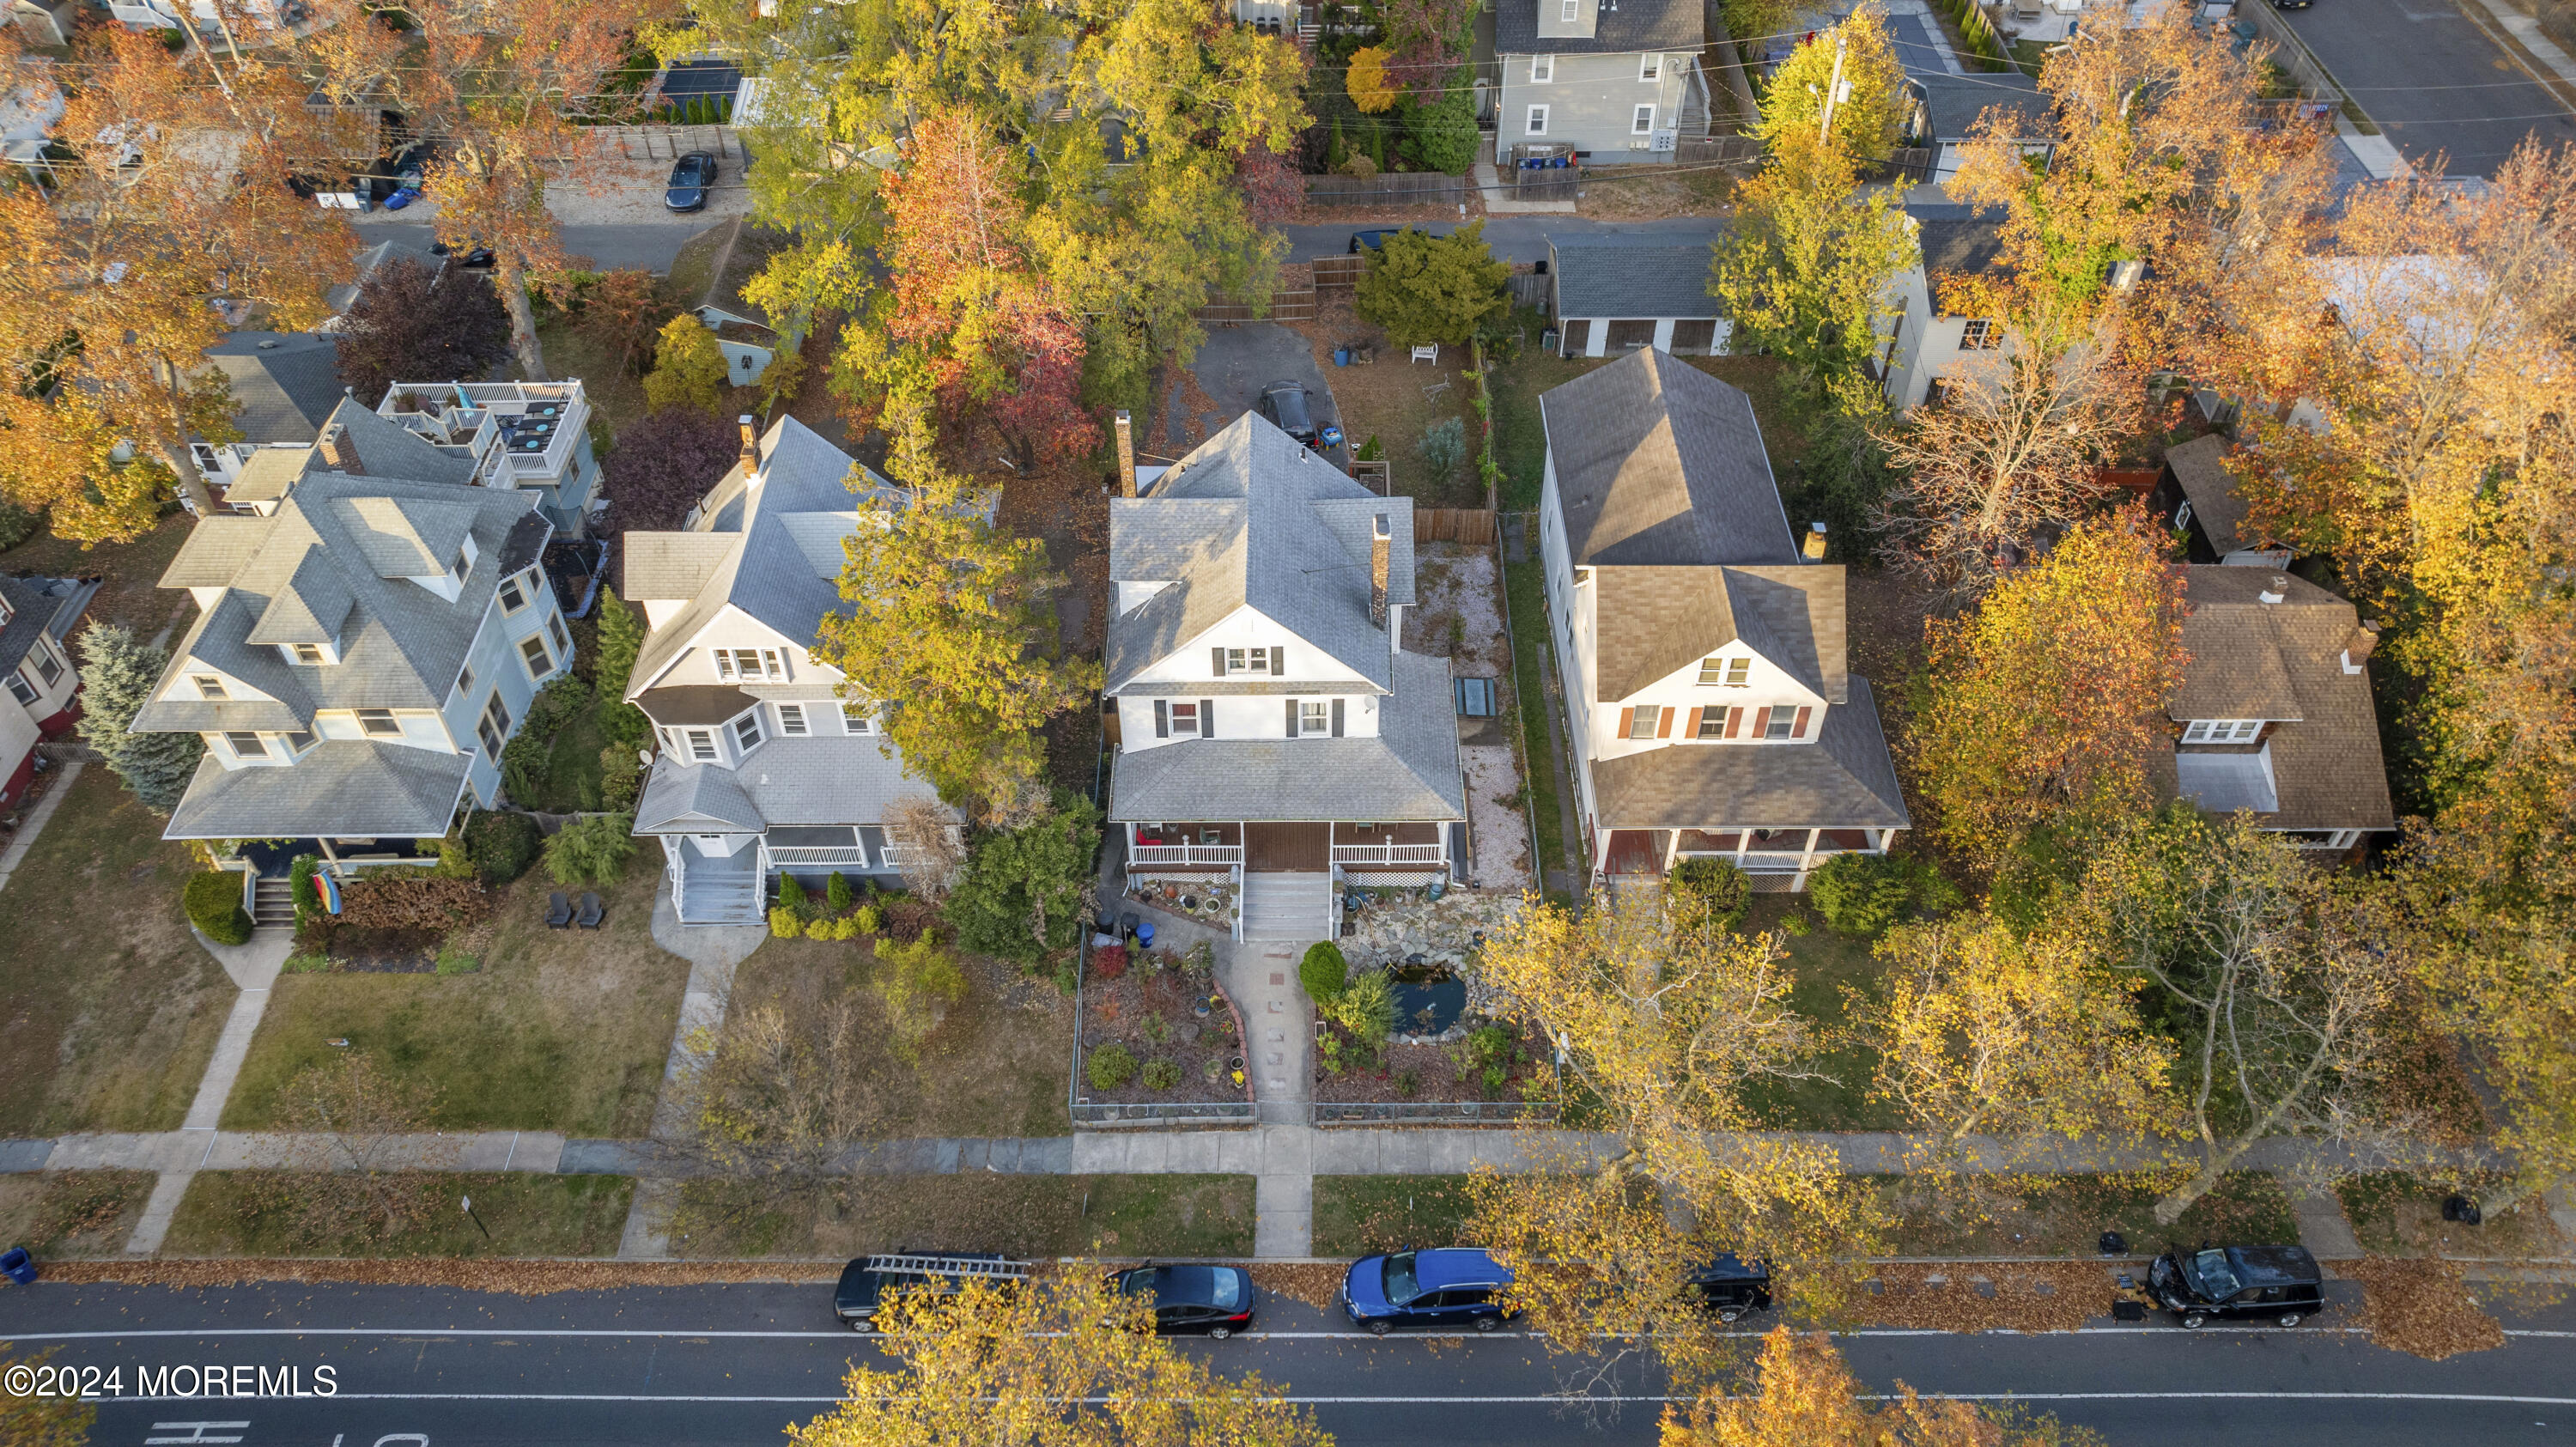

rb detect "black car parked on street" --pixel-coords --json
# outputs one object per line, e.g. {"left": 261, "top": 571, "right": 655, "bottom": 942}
{"left": 833, "top": 1251, "right": 1029, "bottom": 1329}
{"left": 1688, "top": 1255, "right": 1773, "bottom": 1322}
{"left": 2147, "top": 1244, "right": 2323, "bottom": 1328}
{"left": 665, "top": 150, "right": 720, "bottom": 212}
{"left": 1111, "top": 1263, "right": 1260, "bottom": 1338}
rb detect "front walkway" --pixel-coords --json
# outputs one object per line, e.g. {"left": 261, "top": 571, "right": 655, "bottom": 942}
{"left": 618, "top": 878, "right": 767, "bottom": 1258}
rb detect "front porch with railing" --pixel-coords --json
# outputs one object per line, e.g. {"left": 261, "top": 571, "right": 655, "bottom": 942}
{"left": 1600, "top": 825, "right": 1897, "bottom": 891}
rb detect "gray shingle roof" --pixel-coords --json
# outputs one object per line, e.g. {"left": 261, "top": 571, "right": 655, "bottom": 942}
{"left": 1911, "top": 207, "right": 2006, "bottom": 275}
{"left": 1107, "top": 413, "right": 1418, "bottom": 694}
{"left": 1589, "top": 677, "right": 1909, "bottom": 829}
{"left": 1108, "top": 651, "right": 1466, "bottom": 822}
{"left": 322, "top": 398, "right": 480, "bottom": 488}
{"left": 222, "top": 447, "right": 315, "bottom": 506}
{"left": 625, "top": 415, "right": 898, "bottom": 695}
{"left": 0, "top": 575, "right": 97, "bottom": 677}
{"left": 1550, "top": 234, "right": 1723, "bottom": 320}
{"left": 1496, "top": 0, "right": 1701, "bottom": 55}
{"left": 133, "top": 474, "right": 550, "bottom": 733}
{"left": 1593, "top": 563, "right": 1846, "bottom": 703}
{"left": 1911, "top": 72, "right": 2051, "bottom": 143}
{"left": 2165, "top": 434, "right": 2256, "bottom": 556}
{"left": 1541, "top": 348, "right": 1795, "bottom": 567}
{"left": 632, "top": 734, "right": 948, "bottom": 834}
{"left": 161, "top": 743, "right": 475, "bottom": 840}
{"left": 200, "top": 332, "right": 343, "bottom": 446}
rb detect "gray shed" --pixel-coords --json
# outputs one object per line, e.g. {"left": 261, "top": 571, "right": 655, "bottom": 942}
{"left": 1549, "top": 233, "right": 1729, "bottom": 359}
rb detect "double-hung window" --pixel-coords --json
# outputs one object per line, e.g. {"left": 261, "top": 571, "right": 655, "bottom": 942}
{"left": 684, "top": 727, "right": 719, "bottom": 762}
{"left": 1696, "top": 707, "right": 1728, "bottom": 739}
{"left": 496, "top": 573, "right": 531, "bottom": 614}
{"left": 455, "top": 662, "right": 476, "bottom": 698}
{"left": 1299, "top": 700, "right": 1329, "bottom": 735}
{"left": 356, "top": 708, "right": 402, "bottom": 738}
{"left": 290, "top": 643, "right": 325, "bottom": 666}
{"left": 1170, "top": 701, "right": 1200, "bottom": 737}
{"left": 1960, "top": 318, "right": 1999, "bottom": 350}
{"left": 283, "top": 729, "right": 316, "bottom": 755}
{"left": 714, "top": 648, "right": 785, "bottom": 683}
{"left": 1698, "top": 656, "right": 1752, "bottom": 687}
{"left": 1631, "top": 104, "right": 1657, "bottom": 136}
{"left": 1626, "top": 707, "right": 1662, "bottom": 740}
{"left": 478, "top": 693, "right": 512, "bottom": 760}
{"left": 547, "top": 614, "right": 570, "bottom": 657}
{"left": 1527, "top": 104, "right": 1550, "bottom": 137}
{"left": 1765, "top": 708, "right": 1801, "bottom": 740}
{"left": 1558, "top": 0, "right": 1577, "bottom": 17}
{"left": 32, "top": 643, "right": 61, "bottom": 685}
{"left": 841, "top": 702, "right": 874, "bottom": 735}
{"left": 519, "top": 633, "right": 554, "bottom": 678}
{"left": 776, "top": 702, "right": 809, "bottom": 736}
{"left": 1639, "top": 53, "right": 1661, "bottom": 82}
{"left": 226, "top": 732, "right": 266, "bottom": 759}
{"left": 1531, "top": 54, "right": 1553, "bottom": 83}
{"left": 733, "top": 711, "right": 764, "bottom": 751}
{"left": 4, "top": 671, "right": 34, "bottom": 707}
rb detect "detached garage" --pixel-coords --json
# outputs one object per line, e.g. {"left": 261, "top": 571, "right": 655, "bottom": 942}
{"left": 1548, "top": 233, "right": 1730, "bottom": 359}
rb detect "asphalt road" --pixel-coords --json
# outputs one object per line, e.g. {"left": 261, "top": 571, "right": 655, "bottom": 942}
{"left": 2281, "top": 0, "right": 2576, "bottom": 176}
{"left": 7, "top": 1280, "right": 2573, "bottom": 1446}
{"left": 1280, "top": 217, "right": 1722, "bottom": 267}
{"left": 349, "top": 220, "right": 724, "bottom": 276}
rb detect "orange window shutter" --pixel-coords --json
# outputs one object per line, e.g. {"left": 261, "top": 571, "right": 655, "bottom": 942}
{"left": 1686, "top": 707, "right": 1703, "bottom": 739}
{"left": 1723, "top": 706, "right": 1742, "bottom": 739}
{"left": 1792, "top": 706, "right": 1812, "bottom": 738}
{"left": 1752, "top": 707, "right": 1771, "bottom": 737}
{"left": 1656, "top": 707, "right": 1675, "bottom": 739}
{"left": 1619, "top": 707, "right": 1634, "bottom": 738}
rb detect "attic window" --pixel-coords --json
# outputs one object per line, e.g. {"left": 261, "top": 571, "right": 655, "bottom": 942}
{"left": 1559, "top": 0, "right": 1577, "bottom": 17}
{"left": 453, "top": 546, "right": 473, "bottom": 581}
{"left": 356, "top": 708, "right": 402, "bottom": 738}
{"left": 1698, "top": 657, "right": 1751, "bottom": 687}
{"left": 2183, "top": 719, "right": 2263, "bottom": 744}
{"left": 193, "top": 674, "right": 228, "bottom": 700}
{"left": 715, "top": 648, "right": 785, "bottom": 683}
{"left": 226, "top": 732, "right": 267, "bottom": 759}
{"left": 290, "top": 643, "right": 325, "bottom": 666}
{"left": 1959, "top": 319, "right": 1999, "bottom": 350}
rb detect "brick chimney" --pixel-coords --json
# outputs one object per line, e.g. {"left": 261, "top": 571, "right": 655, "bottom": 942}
{"left": 1114, "top": 410, "right": 1137, "bottom": 498}
{"left": 2342, "top": 619, "right": 2382, "bottom": 674}
{"left": 738, "top": 414, "right": 758, "bottom": 471}
{"left": 1370, "top": 514, "right": 1390, "bottom": 631}
{"left": 315, "top": 423, "right": 358, "bottom": 473}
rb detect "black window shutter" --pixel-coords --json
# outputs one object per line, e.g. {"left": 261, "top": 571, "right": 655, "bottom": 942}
{"left": 1286, "top": 699, "right": 1299, "bottom": 736}
{"left": 1199, "top": 699, "right": 1214, "bottom": 738}
{"left": 1270, "top": 646, "right": 1285, "bottom": 675}
{"left": 1331, "top": 698, "right": 1345, "bottom": 736}
{"left": 1155, "top": 700, "right": 1169, "bottom": 738}
{"left": 1212, "top": 647, "right": 1226, "bottom": 677}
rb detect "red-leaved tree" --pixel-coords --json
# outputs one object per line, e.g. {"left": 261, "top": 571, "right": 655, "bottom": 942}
{"left": 600, "top": 406, "right": 744, "bottom": 532}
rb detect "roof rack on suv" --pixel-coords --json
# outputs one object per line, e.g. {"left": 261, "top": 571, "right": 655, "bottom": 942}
{"left": 864, "top": 1253, "right": 1032, "bottom": 1280}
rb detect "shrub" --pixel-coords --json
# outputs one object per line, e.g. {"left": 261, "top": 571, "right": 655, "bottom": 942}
{"left": 642, "top": 316, "right": 727, "bottom": 414}
{"left": 544, "top": 812, "right": 636, "bottom": 886}
{"left": 184, "top": 870, "right": 252, "bottom": 945}
{"left": 434, "top": 950, "right": 480, "bottom": 976}
{"left": 598, "top": 745, "right": 643, "bottom": 812}
{"left": 337, "top": 875, "right": 489, "bottom": 931}
{"left": 827, "top": 872, "right": 854, "bottom": 912}
{"left": 501, "top": 675, "right": 593, "bottom": 803}
{"left": 1783, "top": 909, "right": 1812, "bottom": 937}
{"left": 770, "top": 906, "right": 802, "bottom": 938}
{"left": 1299, "top": 940, "right": 1349, "bottom": 1003}
{"left": 1421, "top": 416, "right": 1467, "bottom": 483}
{"left": 289, "top": 854, "right": 322, "bottom": 921}
{"left": 1140, "top": 1058, "right": 1182, "bottom": 1091}
{"left": 430, "top": 837, "right": 477, "bottom": 879}
{"left": 0, "top": 496, "right": 38, "bottom": 550}
{"left": 1091, "top": 943, "right": 1129, "bottom": 980}
{"left": 1326, "top": 970, "right": 1396, "bottom": 1045}
{"left": 854, "top": 903, "right": 884, "bottom": 934}
{"left": 465, "top": 811, "right": 542, "bottom": 884}
{"left": 1406, "top": 88, "right": 1479, "bottom": 175}
{"left": 1668, "top": 857, "right": 1750, "bottom": 930}
{"left": 875, "top": 934, "right": 969, "bottom": 1057}
{"left": 777, "top": 873, "right": 808, "bottom": 915}
{"left": 805, "top": 915, "right": 835, "bottom": 941}
{"left": 1086, "top": 1042, "right": 1139, "bottom": 1091}
{"left": 1808, "top": 853, "right": 1919, "bottom": 939}
{"left": 946, "top": 793, "right": 1103, "bottom": 964}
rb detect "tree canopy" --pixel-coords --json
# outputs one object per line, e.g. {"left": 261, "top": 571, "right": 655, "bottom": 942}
{"left": 334, "top": 259, "right": 512, "bottom": 408}
{"left": 1353, "top": 222, "right": 1510, "bottom": 350}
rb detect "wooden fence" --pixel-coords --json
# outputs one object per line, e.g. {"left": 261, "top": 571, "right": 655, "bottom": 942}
{"left": 1303, "top": 173, "right": 1471, "bottom": 209}
{"left": 1674, "top": 134, "right": 1765, "bottom": 168}
{"left": 1194, "top": 283, "right": 1316, "bottom": 324}
{"left": 1311, "top": 253, "right": 1365, "bottom": 289}
{"left": 586, "top": 125, "right": 746, "bottom": 162}
{"left": 1417, "top": 508, "right": 1497, "bottom": 545}
{"left": 1506, "top": 270, "right": 1551, "bottom": 313}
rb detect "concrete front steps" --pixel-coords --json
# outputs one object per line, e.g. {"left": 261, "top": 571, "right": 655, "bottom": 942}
{"left": 1241, "top": 871, "right": 1330, "bottom": 942}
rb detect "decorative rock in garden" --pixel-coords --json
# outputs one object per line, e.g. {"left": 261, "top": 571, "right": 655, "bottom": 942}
{"left": 1341, "top": 889, "right": 1528, "bottom": 1013}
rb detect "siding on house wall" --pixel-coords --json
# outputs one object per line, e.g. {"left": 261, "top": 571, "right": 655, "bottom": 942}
{"left": 434, "top": 560, "right": 574, "bottom": 806}
{"left": 1495, "top": 48, "right": 1687, "bottom": 159}
{"left": 1115, "top": 603, "right": 1394, "bottom": 754}
{"left": 1880, "top": 262, "right": 1991, "bottom": 413}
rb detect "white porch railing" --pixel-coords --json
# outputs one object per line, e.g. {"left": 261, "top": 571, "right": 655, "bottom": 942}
{"left": 1132, "top": 843, "right": 1245, "bottom": 866}
{"left": 1737, "top": 851, "right": 1809, "bottom": 872}
{"left": 763, "top": 845, "right": 875, "bottom": 868}
{"left": 1330, "top": 842, "right": 1444, "bottom": 866}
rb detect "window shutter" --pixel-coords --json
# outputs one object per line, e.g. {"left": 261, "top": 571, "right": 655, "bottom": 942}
{"left": 1286, "top": 699, "right": 1300, "bottom": 736}
{"left": 1792, "top": 706, "right": 1812, "bottom": 739}
{"left": 1686, "top": 707, "right": 1703, "bottom": 739}
{"left": 1270, "top": 646, "right": 1285, "bottom": 675}
{"left": 1752, "top": 707, "right": 1771, "bottom": 737}
{"left": 1212, "top": 647, "right": 1226, "bottom": 677}
{"left": 1656, "top": 707, "right": 1675, "bottom": 739}
{"left": 1200, "top": 699, "right": 1214, "bottom": 738}
{"left": 1619, "top": 706, "right": 1634, "bottom": 739}
{"left": 1724, "top": 706, "right": 1743, "bottom": 739}
{"left": 1155, "top": 700, "right": 1170, "bottom": 738}
{"left": 1331, "top": 698, "right": 1345, "bottom": 736}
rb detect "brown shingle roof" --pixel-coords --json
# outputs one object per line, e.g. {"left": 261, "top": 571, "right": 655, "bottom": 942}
{"left": 2165, "top": 435, "right": 2256, "bottom": 556}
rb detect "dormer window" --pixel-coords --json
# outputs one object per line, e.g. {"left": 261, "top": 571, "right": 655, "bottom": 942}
{"left": 732, "top": 711, "right": 764, "bottom": 751}
{"left": 2182, "top": 719, "right": 2263, "bottom": 744}
{"left": 453, "top": 546, "right": 473, "bottom": 582}
{"left": 715, "top": 648, "right": 785, "bottom": 683}
{"left": 290, "top": 643, "right": 325, "bottom": 666}
{"left": 1698, "top": 657, "right": 1751, "bottom": 687}
{"left": 356, "top": 708, "right": 402, "bottom": 738}
{"left": 225, "top": 732, "right": 267, "bottom": 759}
{"left": 284, "top": 729, "right": 316, "bottom": 755}
{"left": 497, "top": 572, "right": 531, "bottom": 613}
{"left": 193, "top": 674, "right": 228, "bottom": 700}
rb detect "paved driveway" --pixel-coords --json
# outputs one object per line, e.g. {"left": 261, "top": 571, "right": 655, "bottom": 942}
{"left": 1182, "top": 323, "right": 1344, "bottom": 459}
{"left": 2284, "top": 0, "right": 2576, "bottom": 176}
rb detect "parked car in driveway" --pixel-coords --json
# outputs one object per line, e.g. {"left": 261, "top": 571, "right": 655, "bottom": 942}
{"left": 2147, "top": 1244, "right": 2323, "bottom": 1328}
{"left": 1111, "top": 1263, "right": 1259, "bottom": 1338}
{"left": 833, "top": 1252, "right": 1029, "bottom": 1329}
{"left": 1258, "top": 380, "right": 1320, "bottom": 447}
{"left": 665, "top": 150, "right": 720, "bottom": 212}
{"left": 1341, "top": 1248, "right": 1516, "bottom": 1335}
{"left": 1687, "top": 1255, "right": 1772, "bottom": 1322}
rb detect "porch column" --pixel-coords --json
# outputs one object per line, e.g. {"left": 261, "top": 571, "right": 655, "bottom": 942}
{"left": 1662, "top": 829, "right": 1680, "bottom": 871}
{"left": 1732, "top": 829, "right": 1748, "bottom": 865}
{"left": 317, "top": 836, "right": 343, "bottom": 879}
{"left": 1796, "top": 829, "right": 1820, "bottom": 887}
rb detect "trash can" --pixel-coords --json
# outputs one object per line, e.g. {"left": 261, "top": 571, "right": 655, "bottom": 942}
{"left": 1135, "top": 920, "right": 1156, "bottom": 951}
{"left": 1334, "top": 348, "right": 1350, "bottom": 367}
{"left": 1, "top": 1246, "right": 35, "bottom": 1285}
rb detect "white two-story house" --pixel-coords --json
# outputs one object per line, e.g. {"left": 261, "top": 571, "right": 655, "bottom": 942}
{"left": 134, "top": 400, "right": 573, "bottom": 850}
{"left": 1537, "top": 348, "right": 1908, "bottom": 888}
{"left": 619, "top": 415, "right": 956, "bottom": 926}
{"left": 1492, "top": 0, "right": 1709, "bottom": 164}
{"left": 0, "top": 573, "right": 99, "bottom": 814}
{"left": 1107, "top": 412, "right": 1467, "bottom": 943}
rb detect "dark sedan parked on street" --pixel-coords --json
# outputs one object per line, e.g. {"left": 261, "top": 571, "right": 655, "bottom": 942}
{"left": 1341, "top": 1248, "right": 1516, "bottom": 1335}
{"left": 665, "top": 150, "right": 720, "bottom": 212}
{"left": 2148, "top": 1243, "right": 2324, "bottom": 1328}
{"left": 1688, "top": 1254, "right": 1773, "bottom": 1322}
{"left": 1111, "top": 1263, "right": 1259, "bottom": 1338}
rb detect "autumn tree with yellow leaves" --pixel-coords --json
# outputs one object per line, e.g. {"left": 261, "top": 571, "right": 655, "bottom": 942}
{"left": 1467, "top": 892, "right": 1881, "bottom": 1390}
{"left": 1664, "top": 1326, "right": 2102, "bottom": 1447}
{"left": 790, "top": 1270, "right": 1332, "bottom": 1447}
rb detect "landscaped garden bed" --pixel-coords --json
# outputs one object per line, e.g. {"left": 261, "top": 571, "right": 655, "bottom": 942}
{"left": 1298, "top": 915, "right": 1556, "bottom": 1109}
{"left": 1115, "top": 874, "right": 1237, "bottom": 933}
{"left": 1076, "top": 940, "right": 1249, "bottom": 1106}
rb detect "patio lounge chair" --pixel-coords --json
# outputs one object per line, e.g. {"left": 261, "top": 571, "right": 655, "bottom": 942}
{"left": 546, "top": 891, "right": 573, "bottom": 928}
{"left": 576, "top": 891, "right": 604, "bottom": 929}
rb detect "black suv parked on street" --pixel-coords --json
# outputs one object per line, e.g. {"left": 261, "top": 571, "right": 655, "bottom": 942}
{"left": 2148, "top": 1244, "right": 2324, "bottom": 1328}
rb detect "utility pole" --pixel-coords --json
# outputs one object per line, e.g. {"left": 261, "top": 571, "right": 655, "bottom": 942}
{"left": 1819, "top": 33, "right": 1850, "bottom": 142}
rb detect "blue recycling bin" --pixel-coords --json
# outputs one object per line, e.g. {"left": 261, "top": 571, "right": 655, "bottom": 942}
{"left": 1135, "top": 920, "right": 1156, "bottom": 951}
{"left": 1, "top": 1246, "right": 35, "bottom": 1285}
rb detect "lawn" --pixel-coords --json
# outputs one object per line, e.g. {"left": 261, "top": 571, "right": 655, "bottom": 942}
{"left": 1310, "top": 1175, "right": 1479, "bottom": 1256}
{"left": 166, "top": 1171, "right": 634, "bottom": 1257}
{"left": 0, "top": 512, "right": 195, "bottom": 638}
{"left": 219, "top": 854, "right": 687, "bottom": 1135}
{"left": 673, "top": 1174, "right": 1255, "bottom": 1259}
{"left": 0, "top": 1170, "right": 157, "bottom": 1259}
{"left": 1877, "top": 1170, "right": 2300, "bottom": 1257}
{"left": 1739, "top": 896, "right": 1905, "bottom": 1132}
{"left": 1498, "top": 548, "right": 1571, "bottom": 885}
{"left": 0, "top": 769, "right": 231, "bottom": 1135}
{"left": 1295, "top": 293, "right": 1485, "bottom": 508}
{"left": 517, "top": 696, "right": 610, "bottom": 812}
{"left": 533, "top": 316, "right": 647, "bottom": 445}
{"left": 1487, "top": 350, "right": 1802, "bottom": 512}
{"left": 2337, "top": 1172, "right": 2573, "bottom": 1261}
{"left": 720, "top": 934, "right": 1076, "bottom": 1140}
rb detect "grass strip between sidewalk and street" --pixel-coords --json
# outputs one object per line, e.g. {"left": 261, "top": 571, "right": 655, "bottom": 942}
{"left": 165, "top": 1171, "right": 635, "bottom": 1258}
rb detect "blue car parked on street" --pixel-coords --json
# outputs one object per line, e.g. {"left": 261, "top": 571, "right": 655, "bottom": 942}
{"left": 1341, "top": 1248, "right": 1516, "bottom": 1335}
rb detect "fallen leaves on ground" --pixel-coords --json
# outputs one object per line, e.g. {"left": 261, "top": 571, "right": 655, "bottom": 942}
{"left": 1250, "top": 1262, "right": 1346, "bottom": 1310}
{"left": 2342, "top": 1255, "right": 2507, "bottom": 1360}
{"left": 1859, "top": 1261, "right": 2118, "bottom": 1333}
{"left": 45, "top": 1259, "right": 841, "bottom": 1293}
